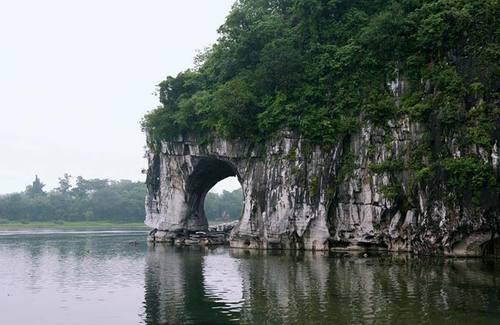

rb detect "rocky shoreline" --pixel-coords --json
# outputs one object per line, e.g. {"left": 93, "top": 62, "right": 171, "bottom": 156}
{"left": 147, "top": 221, "right": 237, "bottom": 247}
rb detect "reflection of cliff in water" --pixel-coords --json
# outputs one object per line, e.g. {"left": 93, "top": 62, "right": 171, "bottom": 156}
{"left": 143, "top": 247, "right": 500, "bottom": 324}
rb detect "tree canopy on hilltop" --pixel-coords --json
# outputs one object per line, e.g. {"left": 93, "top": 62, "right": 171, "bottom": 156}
{"left": 142, "top": 0, "right": 499, "bottom": 148}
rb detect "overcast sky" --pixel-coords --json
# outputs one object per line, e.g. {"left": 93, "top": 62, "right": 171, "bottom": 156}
{"left": 0, "top": 0, "right": 241, "bottom": 194}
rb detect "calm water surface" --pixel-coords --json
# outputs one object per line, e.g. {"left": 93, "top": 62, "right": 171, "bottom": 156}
{"left": 1, "top": 229, "right": 499, "bottom": 324}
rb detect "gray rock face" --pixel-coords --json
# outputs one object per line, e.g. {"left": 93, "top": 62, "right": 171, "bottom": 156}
{"left": 145, "top": 122, "right": 499, "bottom": 256}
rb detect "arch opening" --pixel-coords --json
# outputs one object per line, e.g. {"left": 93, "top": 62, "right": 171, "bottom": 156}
{"left": 185, "top": 158, "right": 243, "bottom": 230}
{"left": 205, "top": 177, "right": 243, "bottom": 226}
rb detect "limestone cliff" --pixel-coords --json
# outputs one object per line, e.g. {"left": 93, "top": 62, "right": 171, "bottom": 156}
{"left": 145, "top": 120, "right": 499, "bottom": 256}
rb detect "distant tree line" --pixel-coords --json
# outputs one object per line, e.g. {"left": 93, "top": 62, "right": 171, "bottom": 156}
{"left": 205, "top": 189, "right": 243, "bottom": 221}
{"left": 0, "top": 175, "right": 146, "bottom": 223}
{"left": 0, "top": 175, "right": 242, "bottom": 223}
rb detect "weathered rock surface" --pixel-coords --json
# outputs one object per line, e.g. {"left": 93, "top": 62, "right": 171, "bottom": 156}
{"left": 148, "top": 221, "right": 236, "bottom": 246}
{"left": 145, "top": 121, "right": 499, "bottom": 256}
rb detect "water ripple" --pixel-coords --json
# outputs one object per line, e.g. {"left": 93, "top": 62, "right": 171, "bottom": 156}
{"left": 1, "top": 231, "right": 500, "bottom": 324}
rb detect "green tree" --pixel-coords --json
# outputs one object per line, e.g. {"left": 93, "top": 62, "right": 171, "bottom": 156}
{"left": 25, "top": 175, "right": 45, "bottom": 198}
{"left": 204, "top": 189, "right": 243, "bottom": 221}
{"left": 56, "top": 173, "right": 72, "bottom": 195}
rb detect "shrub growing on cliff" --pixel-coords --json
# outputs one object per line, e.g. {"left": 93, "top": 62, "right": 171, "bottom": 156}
{"left": 441, "top": 157, "right": 497, "bottom": 205}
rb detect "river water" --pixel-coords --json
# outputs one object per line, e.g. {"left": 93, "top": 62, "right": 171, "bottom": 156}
{"left": 0, "top": 230, "right": 499, "bottom": 324}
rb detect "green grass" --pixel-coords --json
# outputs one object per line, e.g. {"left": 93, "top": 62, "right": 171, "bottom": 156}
{"left": 0, "top": 221, "right": 148, "bottom": 230}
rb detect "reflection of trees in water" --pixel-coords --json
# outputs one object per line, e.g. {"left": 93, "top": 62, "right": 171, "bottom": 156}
{"left": 143, "top": 245, "right": 187, "bottom": 324}
{"left": 143, "top": 247, "right": 500, "bottom": 324}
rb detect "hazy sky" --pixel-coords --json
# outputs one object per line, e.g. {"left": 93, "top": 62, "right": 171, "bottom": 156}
{"left": 0, "top": 0, "right": 241, "bottom": 194}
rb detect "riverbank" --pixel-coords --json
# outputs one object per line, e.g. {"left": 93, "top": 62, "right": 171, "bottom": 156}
{"left": 0, "top": 221, "right": 148, "bottom": 230}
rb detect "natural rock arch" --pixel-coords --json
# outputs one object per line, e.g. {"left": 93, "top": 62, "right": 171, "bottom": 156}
{"left": 145, "top": 141, "right": 246, "bottom": 232}
{"left": 145, "top": 133, "right": 332, "bottom": 250}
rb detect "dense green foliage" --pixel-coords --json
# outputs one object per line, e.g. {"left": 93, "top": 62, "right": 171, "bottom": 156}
{"left": 204, "top": 189, "right": 243, "bottom": 221}
{"left": 143, "top": 0, "right": 498, "bottom": 145}
{"left": 143, "top": 0, "right": 499, "bottom": 209}
{"left": 0, "top": 176, "right": 243, "bottom": 223}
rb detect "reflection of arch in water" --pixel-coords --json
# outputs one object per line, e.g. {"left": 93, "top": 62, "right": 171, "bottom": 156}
{"left": 143, "top": 245, "right": 242, "bottom": 324}
{"left": 202, "top": 253, "right": 244, "bottom": 313}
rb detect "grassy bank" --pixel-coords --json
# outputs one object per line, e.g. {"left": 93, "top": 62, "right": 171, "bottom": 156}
{"left": 0, "top": 221, "right": 148, "bottom": 230}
